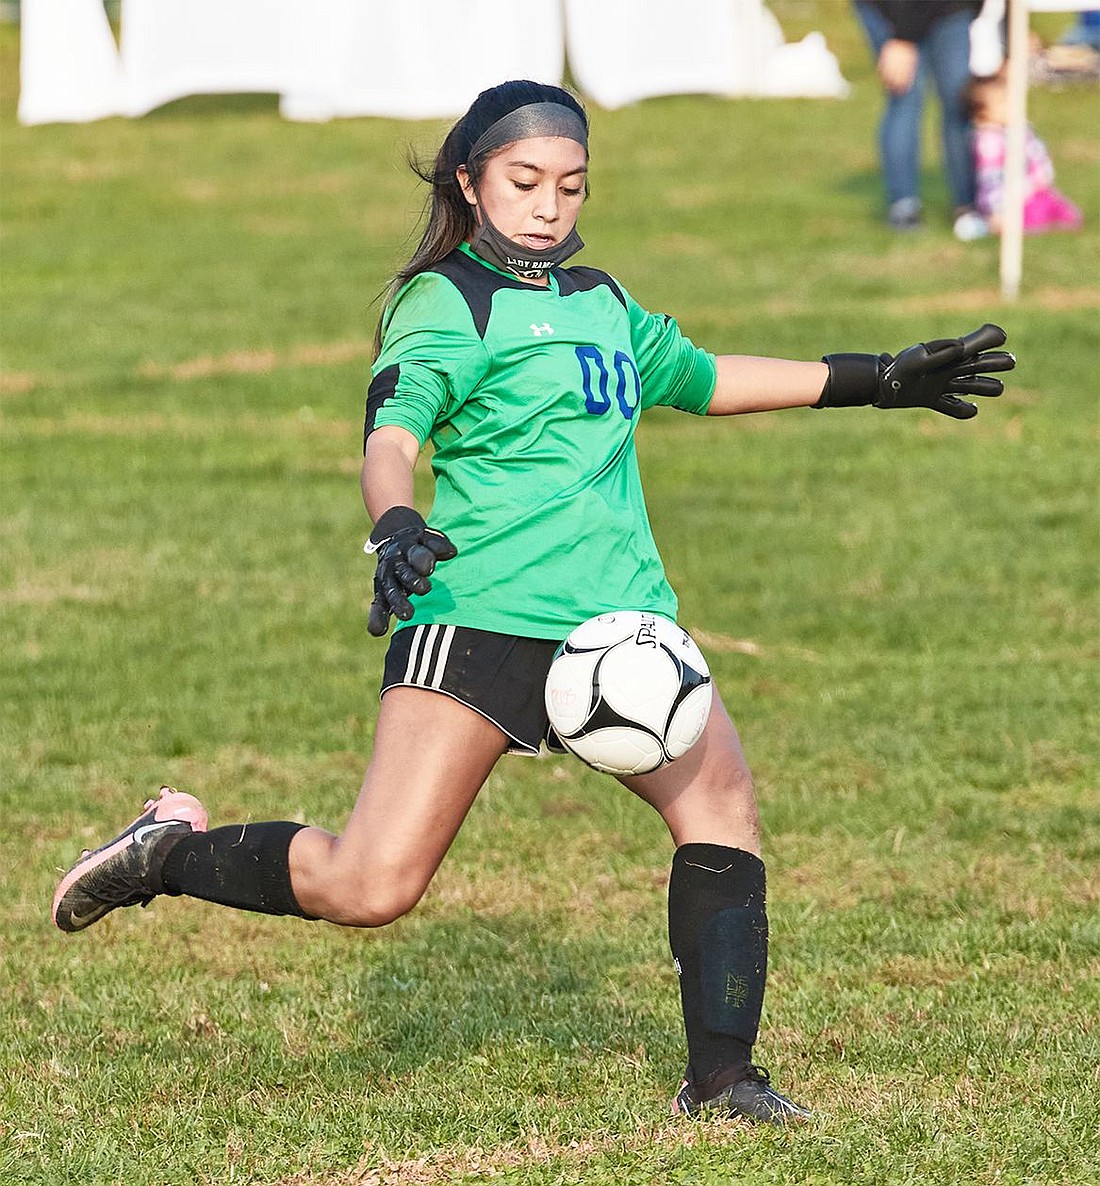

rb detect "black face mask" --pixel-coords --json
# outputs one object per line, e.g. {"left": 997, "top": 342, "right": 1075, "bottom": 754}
{"left": 469, "top": 211, "right": 584, "bottom": 280}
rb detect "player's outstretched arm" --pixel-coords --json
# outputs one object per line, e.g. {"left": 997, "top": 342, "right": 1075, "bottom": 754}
{"left": 707, "top": 325, "right": 1015, "bottom": 419}
{"left": 707, "top": 356, "right": 829, "bottom": 415}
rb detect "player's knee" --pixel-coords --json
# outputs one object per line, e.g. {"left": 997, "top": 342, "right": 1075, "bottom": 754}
{"left": 697, "top": 744, "right": 755, "bottom": 804}
{"left": 724, "top": 762, "right": 759, "bottom": 821}
{"left": 704, "top": 758, "right": 759, "bottom": 841}
{"left": 727, "top": 761, "right": 756, "bottom": 802}
{"left": 313, "top": 872, "right": 428, "bottom": 928}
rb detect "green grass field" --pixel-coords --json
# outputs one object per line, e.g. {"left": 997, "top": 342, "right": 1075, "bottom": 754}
{"left": 2, "top": 7, "right": 1098, "bottom": 1184}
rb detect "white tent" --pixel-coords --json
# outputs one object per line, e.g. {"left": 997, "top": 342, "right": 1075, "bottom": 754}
{"left": 16, "top": 0, "right": 848, "bottom": 127}
{"left": 1000, "top": 0, "right": 1094, "bottom": 299}
{"left": 16, "top": 0, "right": 125, "bottom": 125}
{"left": 562, "top": 0, "right": 847, "bottom": 109}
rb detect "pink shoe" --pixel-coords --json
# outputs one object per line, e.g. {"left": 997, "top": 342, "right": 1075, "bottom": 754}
{"left": 52, "top": 786, "right": 208, "bottom": 933}
{"left": 1050, "top": 192, "right": 1084, "bottom": 230}
{"left": 1024, "top": 189, "right": 1084, "bottom": 233}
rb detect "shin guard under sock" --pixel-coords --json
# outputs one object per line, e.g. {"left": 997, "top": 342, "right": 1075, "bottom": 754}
{"left": 160, "top": 821, "right": 316, "bottom": 918}
{"left": 668, "top": 843, "right": 768, "bottom": 1086}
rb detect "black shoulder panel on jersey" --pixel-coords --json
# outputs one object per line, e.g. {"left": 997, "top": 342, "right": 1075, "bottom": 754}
{"left": 428, "top": 250, "right": 531, "bottom": 340}
{"left": 556, "top": 266, "right": 627, "bottom": 308}
{"left": 364, "top": 363, "right": 398, "bottom": 451}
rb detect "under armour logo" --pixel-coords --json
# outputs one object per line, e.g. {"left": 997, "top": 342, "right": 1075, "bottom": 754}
{"left": 530, "top": 322, "right": 554, "bottom": 337}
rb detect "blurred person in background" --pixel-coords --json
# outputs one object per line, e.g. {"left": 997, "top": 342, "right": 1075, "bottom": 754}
{"left": 969, "top": 67, "right": 1083, "bottom": 234}
{"left": 855, "top": 0, "right": 988, "bottom": 239}
{"left": 1059, "top": 7, "right": 1100, "bottom": 52}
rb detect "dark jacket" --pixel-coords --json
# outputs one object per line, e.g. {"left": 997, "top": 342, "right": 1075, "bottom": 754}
{"left": 867, "top": 1, "right": 981, "bottom": 43}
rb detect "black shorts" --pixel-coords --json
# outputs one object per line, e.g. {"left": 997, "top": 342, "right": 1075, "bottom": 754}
{"left": 381, "top": 624, "right": 564, "bottom": 755}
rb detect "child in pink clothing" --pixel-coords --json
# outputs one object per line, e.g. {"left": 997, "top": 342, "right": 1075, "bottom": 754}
{"left": 968, "top": 69, "right": 1083, "bottom": 233}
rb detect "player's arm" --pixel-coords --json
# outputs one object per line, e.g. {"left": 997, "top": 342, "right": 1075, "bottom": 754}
{"left": 707, "top": 356, "right": 827, "bottom": 415}
{"left": 359, "top": 272, "right": 483, "bottom": 635}
{"left": 361, "top": 425, "right": 457, "bottom": 637}
{"left": 361, "top": 424, "right": 419, "bottom": 521}
{"left": 707, "top": 324, "right": 1015, "bottom": 421}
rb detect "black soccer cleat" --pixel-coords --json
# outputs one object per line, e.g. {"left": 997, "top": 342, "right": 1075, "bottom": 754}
{"left": 52, "top": 786, "right": 208, "bottom": 933}
{"left": 672, "top": 1063, "right": 812, "bottom": 1124}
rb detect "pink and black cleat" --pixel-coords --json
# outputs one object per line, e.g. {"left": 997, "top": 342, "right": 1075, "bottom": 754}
{"left": 52, "top": 786, "right": 208, "bottom": 933}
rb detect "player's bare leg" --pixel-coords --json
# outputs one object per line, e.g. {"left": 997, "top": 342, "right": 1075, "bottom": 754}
{"left": 53, "top": 688, "right": 508, "bottom": 932}
{"left": 618, "top": 690, "right": 760, "bottom": 854}
{"left": 289, "top": 688, "right": 509, "bottom": 925}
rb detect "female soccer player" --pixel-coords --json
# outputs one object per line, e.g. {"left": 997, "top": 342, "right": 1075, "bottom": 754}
{"left": 53, "top": 79, "right": 1014, "bottom": 1124}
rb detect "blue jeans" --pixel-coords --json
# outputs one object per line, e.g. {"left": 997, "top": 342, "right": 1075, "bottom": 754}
{"left": 855, "top": 1, "right": 977, "bottom": 211}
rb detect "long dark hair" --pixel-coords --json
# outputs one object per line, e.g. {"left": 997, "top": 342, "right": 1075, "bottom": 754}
{"left": 373, "top": 80, "right": 588, "bottom": 352}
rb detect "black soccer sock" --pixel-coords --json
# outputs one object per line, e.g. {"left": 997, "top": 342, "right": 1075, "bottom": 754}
{"left": 159, "top": 821, "right": 316, "bottom": 918}
{"left": 668, "top": 843, "right": 768, "bottom": 1090}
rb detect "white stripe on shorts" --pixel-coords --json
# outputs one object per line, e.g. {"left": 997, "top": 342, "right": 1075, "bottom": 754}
{"left": 430, "top": 624, "right": 456, "bottom": 688}
{"left": 403, "top": 625, "right": 428, "bottom": 682}
{"left": 413, "top": 625, "right": 438, "bottom": 684}
{"left": 404, "top": 623, "right": 457, "bottom": 688}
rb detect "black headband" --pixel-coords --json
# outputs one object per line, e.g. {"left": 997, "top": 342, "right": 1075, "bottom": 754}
{"left": 467, "top": 101, "right": 588, "bottom": 163}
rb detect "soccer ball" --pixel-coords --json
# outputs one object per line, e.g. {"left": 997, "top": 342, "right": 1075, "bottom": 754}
{"left": 544, "top": 611, "right": 712, "bottom": 776}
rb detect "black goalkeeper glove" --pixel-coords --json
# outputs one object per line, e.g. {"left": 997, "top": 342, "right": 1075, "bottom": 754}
{"left": 816, "top": 323, "right": 1016, "bottom": 419}
{"left": 365, "top": 506, "right": 457, "bottom": 637}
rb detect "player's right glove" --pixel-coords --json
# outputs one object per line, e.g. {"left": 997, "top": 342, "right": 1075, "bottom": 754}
{"left": 816, "top": 323, "right": 1015, "bottom": 419}
{"left": 365, "top": 505, "right": 457, "bottom": 638}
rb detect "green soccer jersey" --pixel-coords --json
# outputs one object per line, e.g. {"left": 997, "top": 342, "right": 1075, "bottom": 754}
{"left": 365, "top": 244, "right": 717, "bottom": 639}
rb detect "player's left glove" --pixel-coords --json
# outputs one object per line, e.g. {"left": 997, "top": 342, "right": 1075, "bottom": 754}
{"left": 365, "top": 505, "right": 457, "bottom": 638}
{"left": 816, "top": 323, "right": 1016, "bottom": 419}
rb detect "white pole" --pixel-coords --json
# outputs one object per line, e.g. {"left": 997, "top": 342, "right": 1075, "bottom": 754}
{"left": 999, "top": 0, "right": 1030, "bottom": 301}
